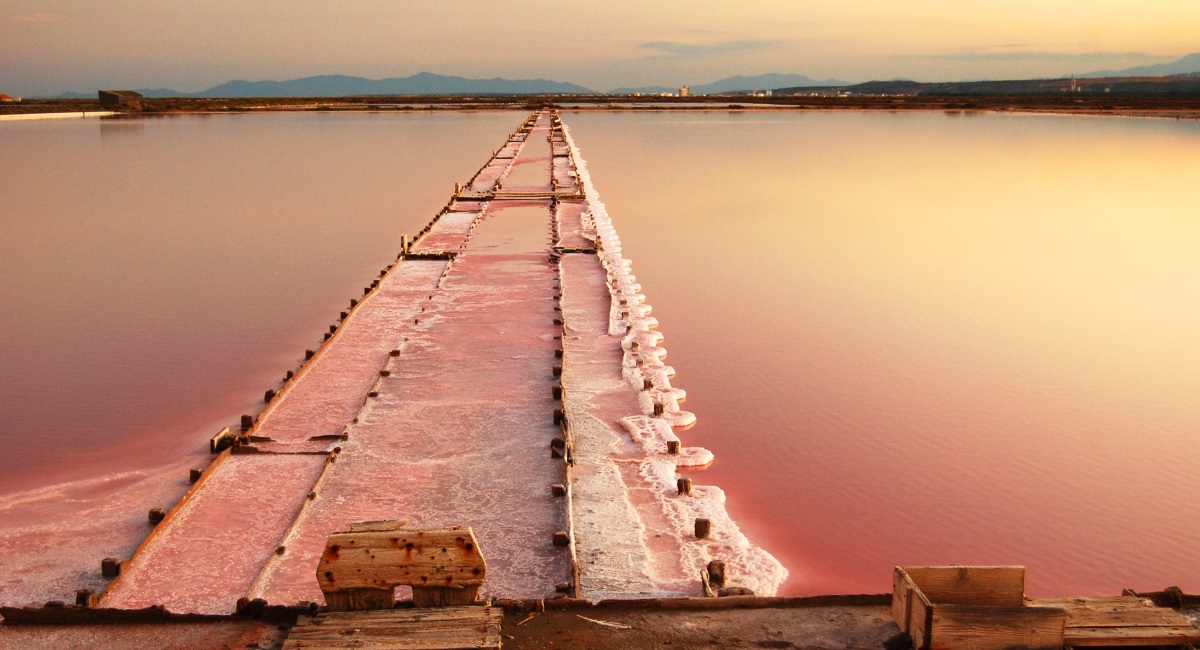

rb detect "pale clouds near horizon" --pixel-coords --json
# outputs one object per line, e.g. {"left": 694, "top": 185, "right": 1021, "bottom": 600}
{"left": 1, "top": 0, "right": 1197, "bottom": 95}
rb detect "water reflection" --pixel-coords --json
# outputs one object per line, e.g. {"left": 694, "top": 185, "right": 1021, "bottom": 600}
{"left": 565, "top": 111, "right": 1200, "bottom": 597}
{"left": 0, "top": 111, "right": 522, "bottom": 494}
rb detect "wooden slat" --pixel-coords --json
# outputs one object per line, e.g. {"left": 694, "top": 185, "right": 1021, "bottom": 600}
{"left": 317, "top": 526, "right": 486, "bottom": 592}
{"left": 345, "top": 520, "right": 411, "bottom": 533}
{"left": 929, "top": 604, "right": 1064, "bottom": 650}
{"left": 892, "top": 568, "right": 912, "bottom": 633}
{"left": 1033, "top": 596, "right": 1181, "bottom": 626}
{"left": 283, "top": 606, "right": 501, "bottom": 650}
{"left": 911, "top": 587, "right": 933, "bottom": 650}
{"left": 904, "top": 566, "right": 1026, "bottom": 607}
{"left": 1027, "top": 596, "right": 1200, "bottom": 646}
{"left": 1063, "top": 625, "right": 1200, "bottom": 646}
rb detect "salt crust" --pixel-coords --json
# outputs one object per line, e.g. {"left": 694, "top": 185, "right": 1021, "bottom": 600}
{"left": 562, "top": 124, "right": 788, "bottom": 597}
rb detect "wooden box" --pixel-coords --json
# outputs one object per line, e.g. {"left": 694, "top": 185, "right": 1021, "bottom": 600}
{"left": 892, "top": 566, "right": 1065, "bottom": 650}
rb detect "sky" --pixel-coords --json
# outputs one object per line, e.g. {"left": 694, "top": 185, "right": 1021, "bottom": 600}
{"left": 2, "top": 0, "right": 1199, "bottom": 96}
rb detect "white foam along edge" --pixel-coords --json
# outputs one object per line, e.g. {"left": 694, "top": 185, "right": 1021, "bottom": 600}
{"left": 563, "top": 122, "right": 789, "bottom": 596}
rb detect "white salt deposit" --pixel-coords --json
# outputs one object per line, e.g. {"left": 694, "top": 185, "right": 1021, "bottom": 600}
{"left": 560, "top": 122, "right": 788, "bottom": 597}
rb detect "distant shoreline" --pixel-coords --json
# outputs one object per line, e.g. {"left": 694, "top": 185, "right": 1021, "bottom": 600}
{"left": 4, "top": 95, "right": 1200, "bottom": 120}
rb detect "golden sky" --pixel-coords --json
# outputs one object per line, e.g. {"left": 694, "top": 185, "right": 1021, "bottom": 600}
{"left": 2, "top": 0, "right": 1198, "bottom": 95}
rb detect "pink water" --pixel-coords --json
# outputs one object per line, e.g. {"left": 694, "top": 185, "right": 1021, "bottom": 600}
{"left": 0, "top": 111, "right": 520, "bottom": 494}
{"left": 3, "top": 110, "right": 1199, "bottom": 603}
{"left": 564, "top": 111, "right": 1200, "bottom": 597}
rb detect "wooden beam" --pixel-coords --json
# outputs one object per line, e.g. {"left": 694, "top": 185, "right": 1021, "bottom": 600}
{"left": 928, "top": 604, "right": 1064, "bottom": 650}
{"left": 903, "top": 565, "right": 1026, "bottom": 607}
{"left": 316, "top": 524, "right": 487, "bottom": 612}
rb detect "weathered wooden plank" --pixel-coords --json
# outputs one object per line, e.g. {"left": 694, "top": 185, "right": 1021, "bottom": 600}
{"left": 303, "top": 608, "right": 495, "bottom": 624}
{"left": 911, "top": 587, "right": 933, "bottom": 650}
{"left": 928, "top": 604, "right": 1064, "bottom": 650}
{"left": 1029, "top": 595, "right": 1200, "bottom": 645}
{"left": 317, "top": 526, "right": 487, "bottom": 593}
{"left": 1064, "top": 625, "right": 1200, "bottom": 646}
{"left": 345, "top": 520, "right": 412, "bottom": 533}
{"left": 891, "top": 568, "right": 915, "bottom": 634}
{"left": 904, "top": 566, "right": 1026, "bottom": 607}
{"left": 284, "top": 606, "right": 501, "bottom": 650}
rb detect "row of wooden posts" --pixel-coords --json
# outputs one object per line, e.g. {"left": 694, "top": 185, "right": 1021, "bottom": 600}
{"left": 90, "top": 117, "right": 548, "bottom": 593}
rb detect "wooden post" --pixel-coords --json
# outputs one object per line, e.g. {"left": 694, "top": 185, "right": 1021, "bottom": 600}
{"left": 240, "top": 414, "right": 254, "bottom": 429}
{"left": 707, "top": 560, "right": 727, "bottom": 589}
{"left": 390, "top": 349, "right": 401, "bottom": 357}
{"left": 264, "top": 389, "right": 276, "bottom": 402}
{"left": 666, "top": 440, "right": 680, "bottom": 455}
{"left": 552, "top": 531, "right": 570, "bottom": 547}
{"left": 677, "top": 478, "right": 692, "bottom": 496}
{"left": 552, "top": 385, "right": 563, "bottom": 400}
{"left": 553, "top": 408, "right": 564, "bottom": 424}
{"left": 305, "top": 349, "right": 315, "bottom": 359}
{"left": 148, "top": 508, "right": 165, "bottom": 525}
{"left": 379, "top": 370, "right": 390, "bottom": 377}
{"left": 653, "top": 402, "right": 665, "bottom": 416}
{"left": 101, "top": 558, "right": 121, "bottom": 578}
{"left": 210, "top": 427, "right": 234, "bottom": 454}
{"left": 75, "top": 589, "right": 97, "bottom": 608}
{"left": 189, "top": 468, "right": 203, "bottom": 483}
{"left": 695, "top": 518, "right": 711, "bottom": 539}
{"left": 551, "top": 484, "right": 566, "bottom": 497}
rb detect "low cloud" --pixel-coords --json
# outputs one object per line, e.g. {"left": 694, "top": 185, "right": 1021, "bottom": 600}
{"left": 640, "top": 40, "right": 780, "bottom": 58}
{"left": 12, "top": 13, "right": 65, "bottom": 23}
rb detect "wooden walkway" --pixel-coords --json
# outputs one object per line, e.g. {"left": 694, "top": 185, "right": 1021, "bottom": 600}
{"left": 68, "top": 108, "right": 789, "bottom": 636}
{"left": 98, "top": 111, "right": 569, "bottom": 614}
{"left": 284, "top": 606, "right": 501, "bottom": 650}
{"left": 1032, "top": 596, "right": 1200, "bottom": 648}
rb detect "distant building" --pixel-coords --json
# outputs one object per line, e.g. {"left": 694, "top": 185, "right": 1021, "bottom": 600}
{"left": 98, "top": 90, "right": 144, "bottom": 106}
{"left": 679, "top": 85, "right": 690, "bottom": 97}
{"left": 0, "top": 93, "right": 19, "bottom": 102}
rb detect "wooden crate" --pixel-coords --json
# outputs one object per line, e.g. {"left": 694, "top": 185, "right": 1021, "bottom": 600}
{"left": 893, "top": 566, "right": 1065, "bottom": 650}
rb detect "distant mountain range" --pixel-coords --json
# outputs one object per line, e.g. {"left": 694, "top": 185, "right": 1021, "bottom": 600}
{"left": 1081, "top": 53, "right": 1200, "bottom": 79}
{"left": 773, "top": 53, "right": 1200, "bottom": 96}
{"left": 51, "top": 71, "right": 846, "bottom": 99}
{"left": 43, "top": 56, "right": 1200, "bottom": 99}
{"left": 609, "top": 73, "right": 848, "bottom": 95}
{"left": 51, "top": 72, "right": 593, "bottom": 99}
{"left": 777, "top": 76, "right": 1200, "bottom": 97}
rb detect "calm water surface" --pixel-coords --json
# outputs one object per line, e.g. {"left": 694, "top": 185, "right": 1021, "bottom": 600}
{"left": 0, "top": 111, "right": 520, "bottom": 493}
{"left": 566, "top": 111, "right": 1200, "bottom": 597}
{"left": 3, "top": 110, "right": 1198, "bottom": 598}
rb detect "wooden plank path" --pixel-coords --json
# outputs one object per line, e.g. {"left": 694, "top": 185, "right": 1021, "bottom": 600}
{"left": 98, "top": 112, "right": 557, "bottom": 614}
{"left": 86, "top": 109, "right": 789, "bottom": 634}
{"left": 1034, "top": 596, "right": 1200, "bottom": 647}
{"left": 284, "top": 607, "right": 502, "bottom": 650}
{"left": 249, "top": 198, "right": 571, "bottom": 603}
